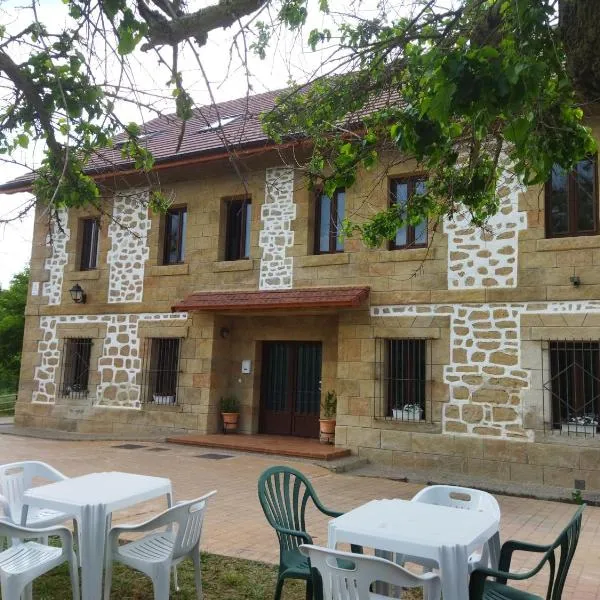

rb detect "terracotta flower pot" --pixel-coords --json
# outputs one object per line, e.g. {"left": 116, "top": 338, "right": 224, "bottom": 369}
{"left": 319, "top": 418, "right": 336, "bottom": 435}
{"left": 222, "top": 412, "right": 239, "bottom": 433}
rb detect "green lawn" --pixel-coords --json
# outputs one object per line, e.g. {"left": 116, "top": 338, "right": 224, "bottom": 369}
{"left": 31, "top": 551, "right": 423, "bottom": 599}
{"left": 34, "top": 553, "right": 307, "bottom": 600}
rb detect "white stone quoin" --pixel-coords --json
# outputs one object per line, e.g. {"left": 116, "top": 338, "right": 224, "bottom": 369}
{"left": 42, "top": 206, "right": 71, "bottom": 305}
{"left": 107, "top": 188, "right": 151, "bottom": 303}
{"left": 443, "top": 169, "right": 527, "bottom": 290}
{"left": 259, "top": 167, "right": 296, "bottom": 290}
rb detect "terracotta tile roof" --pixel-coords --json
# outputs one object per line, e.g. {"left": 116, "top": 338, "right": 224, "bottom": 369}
{"left": 172, "top": 286, "right": 370, "bottom": 312}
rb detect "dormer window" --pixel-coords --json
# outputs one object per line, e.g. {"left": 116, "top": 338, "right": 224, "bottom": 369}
{"left": 198, "top": 115, "right": 239, "bottom": 132}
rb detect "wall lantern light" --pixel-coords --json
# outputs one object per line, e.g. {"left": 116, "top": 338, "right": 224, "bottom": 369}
{"left": 220, "top": 326, "right": 230, "bottom": 339}
{"left": 69, "top": 283, "right": 86, "bottom": 304}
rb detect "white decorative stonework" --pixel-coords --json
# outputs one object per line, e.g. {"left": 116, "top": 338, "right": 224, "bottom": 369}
{"left": 32, "top": 312, "right": 188, "bottom": 408}
{"left": 42, "top": 207, "right": 70, "bottom": 305}
{"left": 259, "top": 167, "right": 296, "bottom": 290}
{"left": 444, "top": 170, "right": 527, "bottom": 289}
{"left": 372, "top": 301, "right": 600, "bottom": 440}
{"left": 107, "top": 189, "right": 151, "bottom": 303}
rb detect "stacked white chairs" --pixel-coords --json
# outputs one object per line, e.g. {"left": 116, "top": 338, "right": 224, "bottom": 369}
{"left": 300, "top": 544, "right": 441, "bottom": 600}
{"left": 104, "top": 490, "right": 216, "bottom": 600}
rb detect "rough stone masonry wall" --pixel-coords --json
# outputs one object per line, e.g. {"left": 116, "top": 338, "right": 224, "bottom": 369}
{"left": 444, "top": 168, "right": 527, "bottom": 289}
{"left": 33, "top": 312, "right": 188, "bottom": 407}
{"left": 107, "top": 188, "right": 151, "bottom": 303}
{"left": 42, "top": 207, "right": 71, "bottom": 305}
{"left": 259, "top": 167, "right": 296, "bottom": 290}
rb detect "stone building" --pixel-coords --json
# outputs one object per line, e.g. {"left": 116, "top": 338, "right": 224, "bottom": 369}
{"left": 3, "top": 90, "right": 600, "bottom": 490}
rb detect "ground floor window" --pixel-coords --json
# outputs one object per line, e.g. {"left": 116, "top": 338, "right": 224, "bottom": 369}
{"left": 142, "top": 338, "right": 181, "bottom": 405}
{"left": 375, "top": 338, "right": 428, "bottom": 421}
{"left": 60, "top": 338, "right": 92, "bottom": 398}
{"left": 545, "top": 340, "right": 600, "bottom": 435}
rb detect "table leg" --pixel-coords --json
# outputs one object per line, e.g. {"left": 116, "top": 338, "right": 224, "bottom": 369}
{"left": 488, "top": 532, "right": 501, "bottom": 568}
{"left": 78, "top": 504, "right": 109, "bottom": 600}
{"left": 439, "top": 544, "right": 470, "bottom": 600}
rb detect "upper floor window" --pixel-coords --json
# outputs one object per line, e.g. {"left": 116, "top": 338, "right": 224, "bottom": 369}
{"left": 390, "top": 177, "right": 427, "bottom": 249}
{"left": 79, "top": 218, "right": 99, "bottom": 271}
{"left": 225, "top": 198, "right": 251, "bottom": 261}
{"left": 315, "top": 189, "right": 345, "bottom": 254}
{"left": 163, "top": 206, "right": 187, "bottom": 265}
{"left": 545, "top": 157, "right": 598, "bottom": 238}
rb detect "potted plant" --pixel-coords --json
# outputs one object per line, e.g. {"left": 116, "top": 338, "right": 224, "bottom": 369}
{"left": 319, "top": 390, "right": 337, "bottom": 443}
{"left": 220, "top": 395, "right": 240, "bottom": 433}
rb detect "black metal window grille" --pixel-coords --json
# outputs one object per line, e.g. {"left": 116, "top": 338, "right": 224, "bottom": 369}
{"left": 59, "top": 338, "right": 92, "bottom": 398}
{"left": 389, "top": 177, "right": 428, "bottom": 249}
{"left": 224, "top": 198, "right": 251, "bottom": 261}
{"left": 545, "top": 156, "right": 598, "bottom": 238}
{"left": 163, "top": 206, "right": 187, "bottom": 265}
{"left": 542, "top": 340, "right": 600, "bottom": 436}
{"left": 141, "top": 338, "right": 182, "bottom": 405}
{"left": 314, "top": 189, "right": 345, "bottom": 254}
{"left": 374, "top": 338, "right": 429, "bottom": 421}
{"left": 79, "top": 218, "right": 99, "bottom": 271}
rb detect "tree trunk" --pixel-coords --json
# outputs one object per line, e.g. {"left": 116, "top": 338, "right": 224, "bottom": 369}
{"left": 560, "top": 0, "right": 600, "bottom": 107}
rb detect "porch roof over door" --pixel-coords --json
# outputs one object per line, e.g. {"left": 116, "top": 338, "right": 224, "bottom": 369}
{"left": 171, "top": 286, "right": 370, "bottom": 312}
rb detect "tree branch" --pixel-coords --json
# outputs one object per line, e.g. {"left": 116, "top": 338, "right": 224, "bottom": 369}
{"left": 140, "top": 0, "right": 269, "bottom": 50}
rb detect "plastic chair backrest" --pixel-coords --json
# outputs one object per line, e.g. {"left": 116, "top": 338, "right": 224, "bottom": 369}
{"left": 546, "top": 504, "right": 584, "bottom": 600}
{"left": 412, "top": 485, "right": 500, "bottom": 519}
{"left": 0, "top": 461, "right": 66, "bottom": 522}
{"left": 300, "top": 544, "right": 440, "bottom": 600}
{"left": 153, "top": 490, "right": 216, "bottom": 560}
{"left": 258, "top": 466, "right": 324, "bottom": 553}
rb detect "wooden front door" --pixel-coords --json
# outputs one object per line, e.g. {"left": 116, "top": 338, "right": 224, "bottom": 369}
{"left": 260, "top": 341, "right": 322, "bottom": 438}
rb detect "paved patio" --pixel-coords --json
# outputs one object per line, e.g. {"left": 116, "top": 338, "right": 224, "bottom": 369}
{"left": 1, "top": 433, "right": 599, "bottom": 599}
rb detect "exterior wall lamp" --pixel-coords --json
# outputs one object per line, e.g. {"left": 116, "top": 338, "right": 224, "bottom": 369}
{"left": 69, "top": 283, "right": 87, "bottom": 304}
{"left": 220, "top": 327, "right": 230, "bottom": 339}
{"left": 570, "top": 275, "right": 581, "bottom": 287}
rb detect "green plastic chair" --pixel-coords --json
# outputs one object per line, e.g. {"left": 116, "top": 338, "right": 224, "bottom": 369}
{"left": 258, "top": 465, "right": 360, "bottom": 600}
{"left": 469, "top": 504, "right": 584, "bottom": 600}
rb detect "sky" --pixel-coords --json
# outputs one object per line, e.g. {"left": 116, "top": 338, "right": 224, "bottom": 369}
{"left": 0, "top": 0, "right": 377, "bottom": 288}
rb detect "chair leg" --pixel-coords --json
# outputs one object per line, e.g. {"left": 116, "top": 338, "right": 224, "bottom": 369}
{"left": 152, "top": 573, "right": 171, "bottom": 600}
{"left": 103, "top": 557, "right": 113, "bottom": 600}
{"left": 173, "top": 565, "right": 179, "bottom": 592}
{"left": 274, "top": 576, "right": 285, "bottom": 600}
{"left": 23, "top": 582, "right": 33, "bottom": 600}
{"left": 192, "top": 552, "right": 203, "bottom": 600}
{"left": 69, "top": 552, "right": 80, "bottom": 600}
{"left": 305, "top": 577, "right": 313, "bottom": 600}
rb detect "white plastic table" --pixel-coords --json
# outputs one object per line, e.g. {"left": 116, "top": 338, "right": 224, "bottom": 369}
{"left": 328, "top": 498, "right": 500, "bottom": 600}
{"left": 22, "top": 471, "right": 172, "bottom": 600}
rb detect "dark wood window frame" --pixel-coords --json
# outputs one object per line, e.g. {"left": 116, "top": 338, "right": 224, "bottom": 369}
{"left": 224, "top": 197, "right": 252, "bottom": 261}
{"left": 545, "top": 156, "right": 598, "bottom": 239}
{"left": 389, "top": 176, "right": 428, "bottom": 250}
{"left": 162, "top": 206, "right": 187, "bottom": 265}
{"left": 79, "top": 218, "right": 100, "bottom": 271}
{"left": 314, "top": 188, "right": 345, "bottom": 254}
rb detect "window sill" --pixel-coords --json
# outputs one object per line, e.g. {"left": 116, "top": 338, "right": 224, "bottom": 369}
{"left": 374, "top": 418, "right": 442, "bottom": 433}
{"left": 65, "top": 269, "right": 101, "bottom": 281}
{"left": 296, "top": 253, "right": 349, "bottom": 267}
{"left": 213, "top": 260, "right": 254, "bottom": 272}
{"left": 537, "top": 235, "right": 600, "bottom": 252}
{"left": 147, "top": 263, "right": 190, "bottom": 277}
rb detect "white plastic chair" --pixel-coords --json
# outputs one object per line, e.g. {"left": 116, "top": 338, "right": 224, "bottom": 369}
{"left": 0, "top": 521, "right": 79, "bottom": 600}
{"left": 299, "top": 544, "right": 441, "bottom": 600}
{"left": 409, "top": 485, "right": 501, "bottom": 571}
{"left": 0, "top": 461, "right": 74, "bottom": 530}
{"left": 104, "top": 490, "right": 216, "bottom": 600}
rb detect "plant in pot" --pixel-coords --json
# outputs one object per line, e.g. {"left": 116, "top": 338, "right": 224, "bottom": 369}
{"left": 319, "top": 390, "right": 337, "bottom": 444}
{"left": 220, "top": 395, "right": 240, "bottom": 434}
